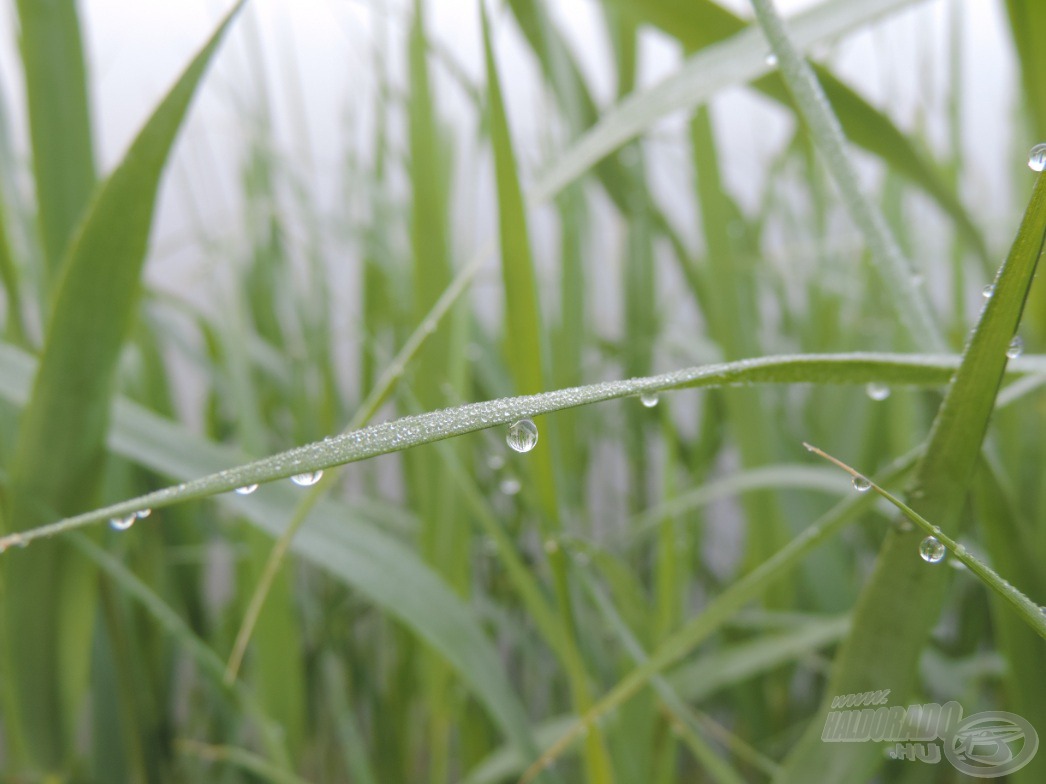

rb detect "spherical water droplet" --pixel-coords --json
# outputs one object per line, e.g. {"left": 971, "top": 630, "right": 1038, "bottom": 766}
{"left": 982, "top": 284, "right": 994, "bottom": 299}
{"left": 487, "top": 454, "right": 505, "bottom": 472}
{"left": 852, "top": 476, "right": 872, "bottom": 493}
{"left": 1006, "top": 336, "right": 1024, "bottom": 359}
{"left": 110, "top": 515, "right": 136, "bottom": 531}
{"left": 640, "top": 392, "right": 659, "bottom": 408}
{"left": 919, "top": 536, "right": 946, "bottom": 564}
{"left": 291, "top": 470, "right": 324, "bottom": 487}
{"left": 765, "top": 52, "right": 778, "bottom": 67}
{"left": 135, "top": 508, "right": 151, "bottom": 519}
{"left": 1028, "top": 143, "right": 1046, "bottom": 172}
{"left": 865, "top": 383, "right": 890, "bottom": 401}
{"left": 235, "top": 484, "right": 259, "bottom": 496}
{"left": 506, "top": 419, "right": 539, "bottom": 453}
{"left": 499, "top": 477, "right": 521, "bottom": 496}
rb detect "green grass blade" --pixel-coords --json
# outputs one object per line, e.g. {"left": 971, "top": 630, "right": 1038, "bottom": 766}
{"left": 0, "top": 3, "right": 245, "bottom": 771}
{"left": 0, "top": 351, "right": 994, "bottom": 541}
{"left": 8, "top": 348, "right": 1046, "bottom": 544}
{"left": 776, "top": 172, "right": 1046, "bottom": 782}
{"left": 14, "top": 0, "right": 96, "bottom": 290}
{"left": 803, "top": 444, "right": 1046, "bottom": 639}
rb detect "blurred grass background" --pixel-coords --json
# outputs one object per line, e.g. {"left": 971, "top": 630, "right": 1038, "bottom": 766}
{"left": 1, "top": 0, "right": 1045, "bottom": 781}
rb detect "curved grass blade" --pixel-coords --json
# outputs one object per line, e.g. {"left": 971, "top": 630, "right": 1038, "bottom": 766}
{"left": 8, "top": 349, "right": 1046, "bottom": 548}
{"left": 1, "top": 2, "right": 246, "bottom": 770}
{"left": 776, "top": 170, "right": 1046, "bottom": 782}
{"left": 803, "top": 444, "right": 1046, "bottom": 639}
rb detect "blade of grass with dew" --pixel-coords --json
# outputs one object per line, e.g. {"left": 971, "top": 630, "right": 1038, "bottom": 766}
{"left": 776, "top": 169, "right": 1046, "bottom": 782}
{"left": 14, "top": 0, "right": 96, "bottom": 292}
{"left": 598, "top": 0, "right": 987, "bottom": 263}
{"left": 481, "top": 7, "right": 613, "bottom": 781}
{"left": 11, "top": 348, "right": 1046, "bottom": 543}
{"left": 517, "top": 447, "right": 920, "bottom": 783}
{"left": 0, "top": 3, "right": 245, "bottom": 771}
{"left": 802, "top": 444, "right": 1046, "bottom": 641}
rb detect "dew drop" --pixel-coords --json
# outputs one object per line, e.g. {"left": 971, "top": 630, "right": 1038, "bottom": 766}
{"left": 765, "top": 52, "right": 778, "bottom": 67}
{"left": 919, "top": 536, "right": 946, "bottom": 564}
{"left": 135, "top": 508, "right": 151, "bottom": 519}
{"left": 640, "top": 392, "right": 659, "bottom": 408}
{"left": 852, "top": 476, "right": 872, "bottom": 493}
{"left": 110, "top": 515, "right": 136, "bottom": 531}
{"left": 1028, "top": 142, "right": 1046, "bottom": 172}
{"left": 487, "top": 454, "right": 505, "bottom": 472}
{"left": 499, "top": 477, "right": 522, "bottom": 496}
{"left": 291, "top": 470, "right": 324, "bottom": 487}
{"left": 1006, "top": 336, "right": 1024, "bottom": 359}
{"left": 506, "top": 419, "right": 539, "bottom": 453}
{"left": 865, "top": 383, "right": 890, "bottom": 401}
{"left": 235, "top": 484, "right": 259, "bottom": 496}
{"left": 982, "top": 284, "right": 994, "bottom": 299}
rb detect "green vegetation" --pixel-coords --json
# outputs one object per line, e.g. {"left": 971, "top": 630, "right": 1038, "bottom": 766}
{"left": 0, "top": 0, "right": 1044, "bottom": 782}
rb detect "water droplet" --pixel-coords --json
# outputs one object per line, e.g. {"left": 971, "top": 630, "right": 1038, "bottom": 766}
{"left": 499, "top": 477, "right": 521, "bottom": 496}
{"left": 291, "top": 470, "right": 324, "bottom": 487}
{"left": 235, "top": 484, "right": 259, "bottom": 496}
{"left": 852, "top": 476, "right": 872, "bottom": 493}
{"left": 765, "top": 52, "right": 778, "bottom": 66}
{"left": 640, "top": 392, "right": 659, "bottom": 408}
{"left": 982, "top": 284, "right": 994, "bottom": 299}
{"left": 487, "top": 454, "right": 505, "bottom": 472}
{"left": 1006, "top": 336, "right": 1024, "bottom": 359}
{"left": 865, "top": 383, "right": 890, "bottom": 401}
{"left": 919, "top": 536, "right": 946, "bottom": 564}
{"left": 543, "top": 538, "right": 559, "bottom": 554}
{"left": 1028, "top": 143, "right": 1046, "bottom": 172}
{"left": 135, "top": 508, "right": 151, "bottom": 519}
{"left": 506, "top": 419, "right": 539, "bottom": 453}
{"left": 110, "top": 515, "right": 136, "bottom": 531}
